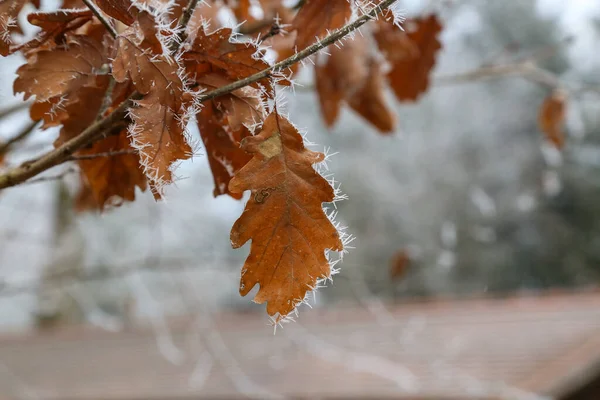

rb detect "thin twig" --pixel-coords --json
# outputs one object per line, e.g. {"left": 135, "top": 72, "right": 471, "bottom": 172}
{"left": 22, "top": 167, "right": 78, "bottom": 185}
{"left": 0, "top": 0, "right": 399, "bottom": 190}
{"left": 434, "top": 61, "right": 565, "bottom": 90}
{"left": 0, "top": 94, "right": 139, "bottom": 190}
{"left": 69, "top": 149, "right": 137, "bottom": 161}
{"left": 170, "top": 0, "right": 201, "bottom": 52}
{"left": 0, "top": 120, "right": 39, "bottom": 158}
{"left": 95, "top": 78, "right": 117, "bottom": 121}
{"left": 0, "top": 102, "right": 31, "bottom": 120}
{"left": 81, "top": 0, "right": 118, "bottom": 38}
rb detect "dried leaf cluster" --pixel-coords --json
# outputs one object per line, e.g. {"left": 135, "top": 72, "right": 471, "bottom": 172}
{"left": 0, "top": 0, "right": 445, "bottom": 321}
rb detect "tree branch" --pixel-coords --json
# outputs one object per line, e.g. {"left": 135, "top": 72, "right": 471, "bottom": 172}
{"left": 170, "top": 0, "right": 202, "bottom": 52}
{"left": 0, "top": 0, "right": 399, "bottom": 190}
{"left": 0, "top": 102, "right": 31, "bottom": 120}
{"left": 0, "top": 95, "right": 139, "bottom": 190}
{"left": 0, "top": 120, "right": 39, "bottom": 158}
{"left": 434, "top": 61, "right": 565, "bottom": 89}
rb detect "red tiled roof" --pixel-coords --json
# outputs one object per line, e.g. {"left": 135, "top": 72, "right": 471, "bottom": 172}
{"left": 0, "top": 290, "right": 600, "bottom": 399}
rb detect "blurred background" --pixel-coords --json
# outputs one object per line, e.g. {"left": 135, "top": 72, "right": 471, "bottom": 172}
{"left": 1, "top": 0, "right": 600, "bottom": 399}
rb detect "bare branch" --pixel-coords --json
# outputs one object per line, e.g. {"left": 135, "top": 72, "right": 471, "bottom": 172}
{"left": 0, "top": 93, "right": 140, "bottom": 190}
{"left": 435, "top": 61, "right": 565, "bottom": 89}
{"left": 69, "top": 149, "right": 137, "bottom": 161}
{"left": 22, "top": 167, "right": 78, "bottom": 185}
{"left": 0, "top": 120, "right": 39, "bottom": 158}
{"left": 170, "top": 0, "right": 202, "bottom": 52}
{"left": 0, "top": 102, "right": 31, "bottom": 120}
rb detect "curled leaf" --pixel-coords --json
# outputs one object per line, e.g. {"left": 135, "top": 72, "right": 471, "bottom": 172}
{"left": 377, "top": 14, "right": 443, "bottom": 102}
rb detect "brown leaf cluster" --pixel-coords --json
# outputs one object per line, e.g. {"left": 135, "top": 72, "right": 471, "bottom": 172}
{"left": 1, "top": 0, "right": 451, "bottom": 321}
{"left": 315, "top": 14, "right": 443, "bottom": 133}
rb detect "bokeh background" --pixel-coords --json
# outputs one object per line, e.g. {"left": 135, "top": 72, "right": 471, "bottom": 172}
{"left": 1, "top": 0, "right": 600, "bottom": 399}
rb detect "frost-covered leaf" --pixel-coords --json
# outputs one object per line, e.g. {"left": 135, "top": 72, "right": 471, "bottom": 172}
{"left": 197, "top": 72, "right": 265, "bottom": 131}
{"left": 183, "top": 27, "right": 273, "bottom": 92}
{"left": 0, "top": 0, "right": 40, "bottom": 55}
{"left": 14, "top": 35, "right": 106, "bottom": 102}
{"left": 291, "top": 0, "right": 351, "bottom": 50}
{"left": 229, "top": 112, "right": 343, "bottom": 320}
{"left": 198, "top": 100, "right": 252, "bottom": 199}
{"left": 112, "top": 11, "right": 192, "bottom": 196}
{"left": 95, "top": 0, "right": 137, "bottom": 26}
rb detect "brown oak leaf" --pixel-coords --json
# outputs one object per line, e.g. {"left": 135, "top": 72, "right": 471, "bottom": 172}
{"left": 76, "top": 131, "right": 147, "bottom": 210}
{"left": 112, "top": 11, "right": 192, "bottom": 195}
{"left": 14, "top": 35, "right": 106, "bottom": 103}
{"left": 315, "top": 35, "right": 368, "bottom": 127}
{"left": 315, "top": 35, "right": 394, "bottom": 133}
{"left": 378, "top": 15, "right": 443, "bottom": 102}
{"left": 54, "top": 82, "right": 146, "bottom": 210}
{"left": 0, "top": 0, "right": 40, "bottom": 55}
{"left": 390, "top": 249, "right": 411, "bottom": 280}
{"left": 197, "top": 72, "right": 265, "bottom": 131}
{"left": 95, "top": 0, "right": 137, "bottom": 26}
{"left": 229, "top": 112, "right": 343, "bottom": 320}
{"left": 198, "top": 100, "right": 252, "bottom": 199}
{"left": 183, "top": 27, "right": 273, "bottom": 92}
{"left": 16, "top": 9, "right": 95, "bottom": 55}
{"left": 538, "top": 90, "right": 567, "bottom": 149}
{"left": 291, "top": 0, "right": 351, "bottom": 50}
{"left": 348, "top": 59, "right": 395, "bottom": 133}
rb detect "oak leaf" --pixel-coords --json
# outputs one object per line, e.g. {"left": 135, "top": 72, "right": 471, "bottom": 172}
{"left": 538, "top": 91, "right": 567, "bottom": 149}
{"left": 0, "top": 0, "right": 41, "bottom": 55}
{"left": 16, "top": 9, "right": 95, "bottom": 54}
{"left": 76, "top": 131, "right": 147, "bottom": 210}
{"left": 112, "top": 11, "right": 192, "bottom": 195}
{"left": 315, "top": 35, "right": 394, "bottom": 133}
{"left": 390, "top": 249, "right": 411, "bottom": 280}
{"left": 14, "top": 35, "right": 106, "bottom": 103}
{"left": 379, "top": 15, "right": 443, "bottom": 102}
{"left": 315, "top": 36, "right": 368, "bottom": 127}
{"left": 348, "top": 59, "right": 395, "bottom": 133}
{"left": 196, "top": 72, "right": 265, "bottom": 131}
{"left": 198, "top": 100, "right": 252, "bottom": 199}
{"left": 183, "top": 27, "right": 273, "bottom": 92}
{"left": 95, "top": 0, "right": 136, "bottom": 26}
{"left": 229, "top": 112, "right": 343, "bottom": 319}
{"left": 291, "top": 0, "right": 351, "bottom": 50}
